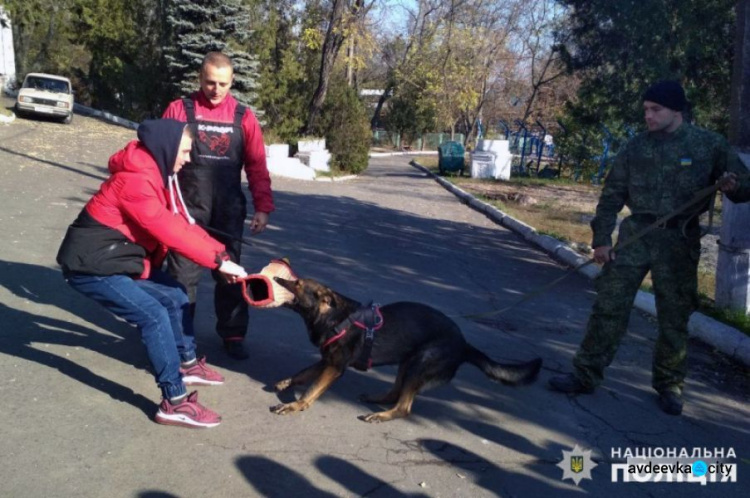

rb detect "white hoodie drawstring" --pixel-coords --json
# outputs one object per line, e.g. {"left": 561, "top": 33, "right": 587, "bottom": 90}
{"left": 168, "top": 174, "right": 196, "bottom": 225}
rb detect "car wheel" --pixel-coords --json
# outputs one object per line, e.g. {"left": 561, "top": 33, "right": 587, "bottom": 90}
{"left": 62, "top": 113, "right": 73, "bottom": 125}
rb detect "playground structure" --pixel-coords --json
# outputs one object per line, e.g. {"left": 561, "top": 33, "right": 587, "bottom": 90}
{"left": 476, "top": 118, "right": 636, "bottom": 184}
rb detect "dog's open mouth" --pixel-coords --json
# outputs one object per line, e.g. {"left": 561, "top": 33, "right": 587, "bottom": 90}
{"left": 239, "top": 259, "right": 298, "bottom": 308}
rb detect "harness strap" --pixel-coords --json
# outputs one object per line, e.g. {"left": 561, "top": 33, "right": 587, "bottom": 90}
{"left": 321, "top": 304, "right": 383, "bottom": 371}
{"left": 321, "top": 321, "right": 350, "bottom": 349}
{"left": 183, "top": 98, "right": 196, "bottom": 123}
{"left": 352, "top": 304, "right": 383, "bottom": 371}
{"left": 233, "top": 104, "right": 246, "bottom": 127}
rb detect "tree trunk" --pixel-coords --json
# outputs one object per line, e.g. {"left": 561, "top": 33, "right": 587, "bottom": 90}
{"left": 370, "top": 81, "right": 393, "bottom": 129}
{"left": 33, "top": 10, "right": 57, "bottom": 70}
{"left": 12, "top": 23, "right": 28, "bottom": 79}
{"left": 304, "top": 0, "right": 348, "bottom": 134}
{"left": 346, "top": 34, "right": 354, "bottom": 87}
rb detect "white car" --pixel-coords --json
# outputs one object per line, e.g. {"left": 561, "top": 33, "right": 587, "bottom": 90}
{"left": 15, "top": 73, "right": 74, "bottom": 124}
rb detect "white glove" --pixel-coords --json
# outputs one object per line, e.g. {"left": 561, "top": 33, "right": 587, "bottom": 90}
{"left": 219, "top": 260, "right": 248, "bottom": 278}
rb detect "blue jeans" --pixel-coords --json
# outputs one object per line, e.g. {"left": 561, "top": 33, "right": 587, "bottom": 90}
{"left": 64, "top": 270, "right": 196, "bottom": 400}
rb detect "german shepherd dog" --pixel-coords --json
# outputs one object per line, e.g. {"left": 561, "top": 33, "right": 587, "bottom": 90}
{"left": 270, "top": 277, "right": 542, "bottom": 422}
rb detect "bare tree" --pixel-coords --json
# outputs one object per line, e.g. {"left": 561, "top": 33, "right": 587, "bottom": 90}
{"left": 370, "top": 0, "right": 442, "bottom": 129}
{"left": 304, "top": 0, "right": 373, "bottom": 134}
{"left": 516, "top": 0, "right": 571, "bottom": 122}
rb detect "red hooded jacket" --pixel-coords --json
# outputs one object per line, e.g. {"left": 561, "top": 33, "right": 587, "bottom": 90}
{"left": 57, "top": 120, "right": 227, "bottom": 279}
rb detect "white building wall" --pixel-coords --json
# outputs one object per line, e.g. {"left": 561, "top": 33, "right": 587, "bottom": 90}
{"left": 0, "top": 6, "right": 16, "bottom": 91}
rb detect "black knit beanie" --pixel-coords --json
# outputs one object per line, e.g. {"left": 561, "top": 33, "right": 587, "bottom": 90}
{"left": 642, "top": 80, "right": 687, "bottom": 111}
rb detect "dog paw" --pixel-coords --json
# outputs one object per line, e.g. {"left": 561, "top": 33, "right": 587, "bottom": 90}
{"left": 270, "top": 402, "right": 299, "bottom": 415}
{"left": 358, "top": 413, "right": 384, "bottom": 423}
{"left": 274, "top": 379, "right": 292, "bottom": 392}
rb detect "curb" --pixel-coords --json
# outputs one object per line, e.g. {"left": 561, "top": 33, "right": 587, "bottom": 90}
{"left": 410, "top": 159, "right": 750, "bottom": 367}
{"left": 313, "top": 174, "right": 358, "bottom": 182}
{"left": 269, "top": 171, "right": 359, "bottom": 182}
{"left": 73, "top": 103, "right": 139, "bottom": 130}
{"left": 369, "top": 151, "right": 438, "bottom": 158}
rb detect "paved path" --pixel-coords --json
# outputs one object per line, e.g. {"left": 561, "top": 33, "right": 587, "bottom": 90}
{"left": 0, "top": 106, "right": 747, "bottom": 497}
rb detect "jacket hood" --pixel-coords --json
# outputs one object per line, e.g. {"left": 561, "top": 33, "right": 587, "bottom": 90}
{"left": 136, "top": 119, "right": 187, "bottom": 186}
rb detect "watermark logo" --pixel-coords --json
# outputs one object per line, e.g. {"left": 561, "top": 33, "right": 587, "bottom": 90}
{"left": 557, "top": 445, "right": 598, "bottom": 486}
{"left": 610, "top": 446, "right": 737, "bottom": 484}
{"left": 692, "top": 460, "right": 707, "bottom": 477}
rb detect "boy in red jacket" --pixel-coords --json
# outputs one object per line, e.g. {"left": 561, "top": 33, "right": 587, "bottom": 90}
{"left": 57, "top": 119, "right": 246, "bottom": 428}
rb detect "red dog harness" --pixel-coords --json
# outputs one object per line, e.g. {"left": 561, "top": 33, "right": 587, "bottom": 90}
{"left": 323, "top": 303, "right": 383, "bottom": 371}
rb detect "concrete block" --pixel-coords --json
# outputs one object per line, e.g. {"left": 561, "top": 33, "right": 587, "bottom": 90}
{"left": 297, "top": 139, "right": 326, "bottom": 152}
{"left": 502, "top": 216, "right": 536, "bottom": 238}
{"left": 267, "top": 157, "right": 315, "bottom": 180}
{"left": 485, "top": 206, "right": 507, "bottom": 223}
{"left": 534, "top": 234, "right": 566, "bottom": 254}
{"left": 265, "top": 144, "right": 290, "bottom": 159}
{"left": 555, "top": 246, "right": 591, "bottom": 269}
{"left": 470, "top": 149, "right": 512, "bottom": 180}
{"left": 297, "top": 150, "right": 331, "bottom": 172}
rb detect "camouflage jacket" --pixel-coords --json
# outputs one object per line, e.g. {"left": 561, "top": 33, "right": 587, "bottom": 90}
{"left": 591, "top": 123, "right": 750, "bottom": 248}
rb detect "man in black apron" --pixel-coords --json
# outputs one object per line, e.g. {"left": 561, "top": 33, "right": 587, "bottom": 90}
{"left": 163, "top": 52, "right": 275, "bottom": 360}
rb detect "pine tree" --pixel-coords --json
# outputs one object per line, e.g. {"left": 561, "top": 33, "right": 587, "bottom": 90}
{"left": 557, "top": 0, "right": 735, "bottom": 134}
{"left": 164, "top": 0, "right": 261, "bottom": 113}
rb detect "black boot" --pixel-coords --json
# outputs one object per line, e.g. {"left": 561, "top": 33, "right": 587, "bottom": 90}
{"left": 548, "top": 373, "right": 595, "bottom": 394}
{"left": 223, "top": 340, "right": 249, "bottom": 360}
{"left": 657, "top": 390, "right": 683, "bottom": 416}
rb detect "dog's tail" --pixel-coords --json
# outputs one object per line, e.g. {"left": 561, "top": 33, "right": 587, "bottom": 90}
{"left": 464, "top": 344, "right": 542, "bottom": 386}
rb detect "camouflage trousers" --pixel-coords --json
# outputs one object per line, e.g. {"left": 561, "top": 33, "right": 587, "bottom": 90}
{"left": 573, "top": 218, "right": 701, "bottom": 393}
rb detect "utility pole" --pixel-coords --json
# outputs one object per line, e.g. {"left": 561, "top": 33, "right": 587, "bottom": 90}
{"left": 716, "top": 0, "right": 750, "bottom": 312}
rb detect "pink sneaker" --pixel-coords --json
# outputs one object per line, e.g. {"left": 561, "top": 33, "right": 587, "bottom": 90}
{"left": 155, "top": 391, "right": 221, "bottom": 428}
{"left": 180, "top": 356, "right": 225, "bottom": 386}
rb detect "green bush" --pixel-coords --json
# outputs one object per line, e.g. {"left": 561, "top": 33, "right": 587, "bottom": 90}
{"left": 262, "top": 128, "right": 284, "bottom": 145}
{"left": 319, "top": 81, "right": 371, "bottom": 174}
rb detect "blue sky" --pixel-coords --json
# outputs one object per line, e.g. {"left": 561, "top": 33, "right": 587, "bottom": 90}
{"left": 372, "top": 0, "right": 417, "bottom": 36}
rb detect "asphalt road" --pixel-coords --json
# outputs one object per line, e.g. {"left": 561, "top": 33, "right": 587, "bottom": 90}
{"left": 0, "top": 103, "right": 747, "bottom": 497}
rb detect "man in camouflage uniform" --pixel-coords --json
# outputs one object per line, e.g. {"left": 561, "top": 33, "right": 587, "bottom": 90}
{"left": 549, "top": 80, "right": 750, "bottom": 415}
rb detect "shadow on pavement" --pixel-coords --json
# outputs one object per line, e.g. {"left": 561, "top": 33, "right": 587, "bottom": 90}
{"left": 0, "top": 144, "right": 109, "bottom": 182}
{"left": 315, "top": 455, "right": 431, "bottom": 497}
{"left": 236, "top": 456, "right": 338, "bottom": 497}
{"left": 419, "top": 438, "right": 577, "bottom": 497}
{"left": 0, "top": 259, "right": 154, "bottom": 416}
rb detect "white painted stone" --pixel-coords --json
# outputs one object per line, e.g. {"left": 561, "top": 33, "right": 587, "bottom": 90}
{"left": 266, "top": 157, "right": 315, "bottom": 180}
{"left": 297, "top": 150, "right": 331, "bottom": 172}
{"left": 297, "top": 139, "right": 326, "bottom": 153}
{"left": 265, "top": 144, "right": 290, "bottom": 159}
{"left": 471, "top": 140, "right": 512, "bottom": 180}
